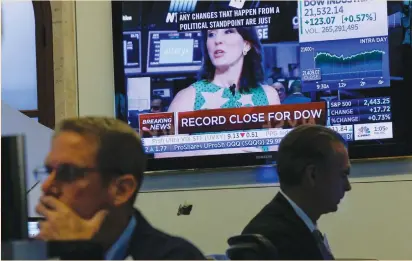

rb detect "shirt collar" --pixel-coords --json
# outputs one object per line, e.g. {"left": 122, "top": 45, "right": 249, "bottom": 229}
{"left": 280, "top": 190, "right": 317, "bottom": 232}
{"left": 105, "top": 215, "right": 137, "bottom": 260}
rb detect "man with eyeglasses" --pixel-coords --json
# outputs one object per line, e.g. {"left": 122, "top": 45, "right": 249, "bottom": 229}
{"left": 272, "top": 82, "right": 286, "bottom": 103}
{"left": 150, "top": 95, "right": 164, "bottom": 113}
{"left": 34, "top": 117, "right": 205, "bottom": 260}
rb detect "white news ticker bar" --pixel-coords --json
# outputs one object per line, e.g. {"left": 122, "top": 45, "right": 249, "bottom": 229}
{"left": 142, "top": 126, "right": 353, "bottom": 146}
{"left": 354, "top": 122, "right": 393, "bottom": 140}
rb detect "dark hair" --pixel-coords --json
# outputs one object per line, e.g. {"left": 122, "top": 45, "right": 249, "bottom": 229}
{"left": 289, "top": 80, "right": 302, "bottom": 94}
{"left": 277, "top": 124, "right": 347, "bottom": 187}
{"left": 55, "top": 117, "right": 147, "bottom": 204}
{"left": 151, "top": 95, "right": 163, "bottom": 102}
{"left": 199, "top": 27, "right": 264, "bottom": 93}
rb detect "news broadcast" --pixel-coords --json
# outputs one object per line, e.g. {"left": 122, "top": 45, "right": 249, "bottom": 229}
{"left": 116, "top": 0, "right": 411, "bottom": 160}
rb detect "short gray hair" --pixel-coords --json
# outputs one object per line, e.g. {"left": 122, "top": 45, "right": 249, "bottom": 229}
{"left": 277, "top": 124, "right": 347, "bottom": 187}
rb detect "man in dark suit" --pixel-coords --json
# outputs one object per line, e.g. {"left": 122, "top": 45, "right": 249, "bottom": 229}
{"left": 282, "top": 80, "right": 311, "bottom": 104}
{"left": 34, "top": 117, "right": 205, "bottom": 260}
{"left": 242, "top": 125, "right": 352, "bottom": 260}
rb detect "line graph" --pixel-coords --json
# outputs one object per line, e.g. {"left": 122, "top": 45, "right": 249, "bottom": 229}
{"left": 299, "top": 37, "right": 390, "bottom": 92}
{"left": 314, "top": 50, "right": 386, "bottom": 81}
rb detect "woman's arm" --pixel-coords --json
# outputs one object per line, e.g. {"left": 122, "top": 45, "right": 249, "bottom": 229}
{"left": 168, "top": 86, "right": 196, "bottom": 112}
{"left": 262, "top": 85, "right": 281, "bottom": 105}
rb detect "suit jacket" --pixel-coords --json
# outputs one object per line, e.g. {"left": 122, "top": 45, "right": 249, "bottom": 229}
{"left": 125, "top": 209, "right": 205, "bottom": 260}
{"left": 242, "top": 193, "right": 325, "bottom": 260}
{"left": 282, "top": 93, "right": 311, "bottom": 105}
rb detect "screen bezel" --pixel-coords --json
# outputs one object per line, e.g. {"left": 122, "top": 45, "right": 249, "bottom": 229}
{"left": 112, "top": 1, "right": 412, "bottom": 172}
{"left": 1, "top": 135, "right": 29, "bottom": 240}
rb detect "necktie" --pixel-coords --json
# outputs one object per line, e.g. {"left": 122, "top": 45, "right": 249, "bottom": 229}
{"left": 313, "top": 229, "right": 335, "bottom": 260}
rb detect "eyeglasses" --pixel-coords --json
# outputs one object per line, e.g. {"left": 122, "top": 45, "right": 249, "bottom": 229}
{"left": 33, "top": 164, "right": 98, "bottom": 183}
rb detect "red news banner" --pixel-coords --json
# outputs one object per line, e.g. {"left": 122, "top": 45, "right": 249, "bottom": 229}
{"left": 139, "top": 112, "right": 175, "bottom": 138}
{"left": 139, "top": 102, "right": 326, "bottom": 137}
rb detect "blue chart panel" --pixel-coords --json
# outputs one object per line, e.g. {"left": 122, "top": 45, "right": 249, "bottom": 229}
{"left": 300, "top": 36, "right": 390, "bottom": 92}
{"left": 316, "top": 50, "right": 384, "bottom": 80}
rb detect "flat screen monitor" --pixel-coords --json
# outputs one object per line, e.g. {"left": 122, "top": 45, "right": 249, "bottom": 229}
{"left": 112, "top": 0, "right": 412, "bottom": 171}
{"left": 146, "top": 30, "right": 203, "bottom": 73}
{"left": 123, "top": 31, "right": 142, "bottom": 74}
{"left": 1, "top": 135, "right": 29, "bottom": 241}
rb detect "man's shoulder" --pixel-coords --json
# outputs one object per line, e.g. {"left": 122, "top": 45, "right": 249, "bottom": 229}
{"left": 241, "top": 194, "right": 322, "bottom": 260}
{"left": 143, "top": 228, "right": 204, "bottom": 259}
{"left": 128, "top": 210, "right": 205, "bottom": 260}
{"left": 242, "top": 211, "right": 314, "bottom": 260}
{"left": 243, "top": 193, "right": 295, "bottom": 235}
{"left": 242, "top": 200, "right": 293, "bottom": 238}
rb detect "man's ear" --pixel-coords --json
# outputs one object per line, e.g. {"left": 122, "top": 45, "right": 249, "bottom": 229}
{"left": 109, "top": 174, "right": 138, "bottom": 207}
{"left": 302, "top": 164, "right": 317, "bottom": 188}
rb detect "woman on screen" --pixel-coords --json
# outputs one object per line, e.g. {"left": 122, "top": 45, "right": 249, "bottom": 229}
{"left": 168, "top": 27, "right": 280, "bottom": 112}
{"left": 155, "top": 27, "right": 280, "bottom": 158}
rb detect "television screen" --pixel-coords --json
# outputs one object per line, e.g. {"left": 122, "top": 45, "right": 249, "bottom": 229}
{"left": 147, "top": 30, "right": 203, "bottom": 73}
{"left": 112, "top": 0, "right": 412, "bottom": 170}
{"left": 123, "top": 31, "right": 142, "bottom": 74}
